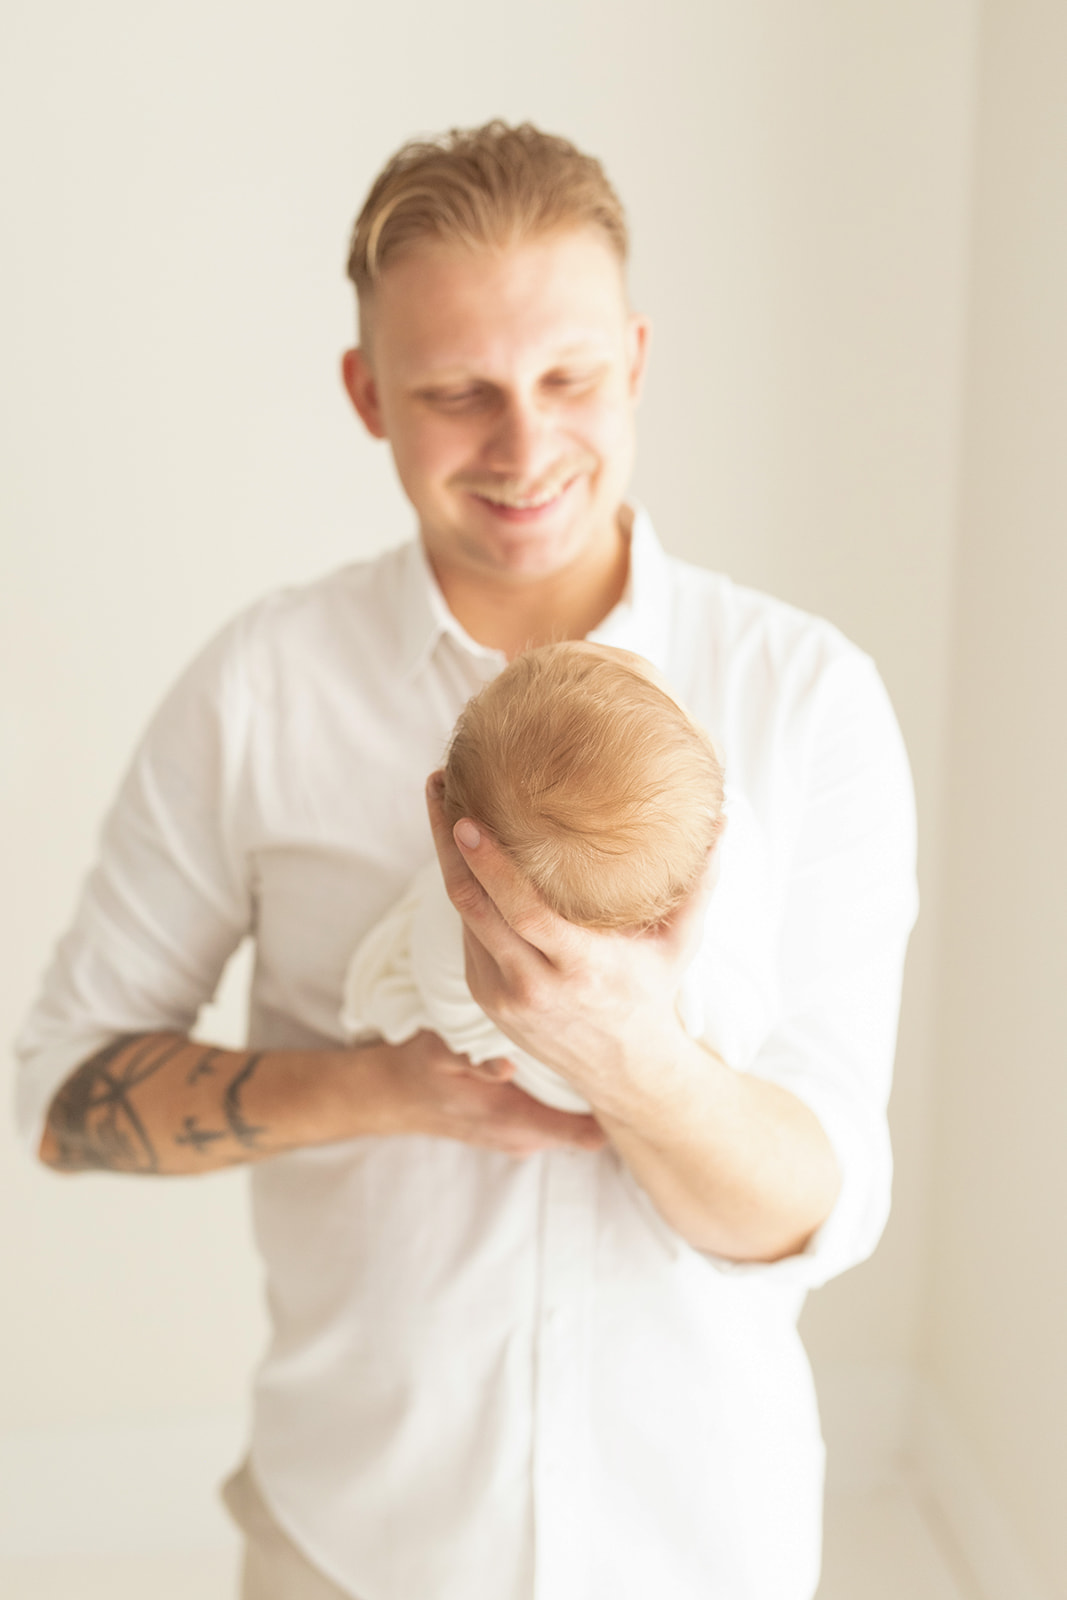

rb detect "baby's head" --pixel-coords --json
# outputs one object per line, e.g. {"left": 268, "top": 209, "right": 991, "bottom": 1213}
{"left": 442, "top": 641, "right": 725, "bottom": 932}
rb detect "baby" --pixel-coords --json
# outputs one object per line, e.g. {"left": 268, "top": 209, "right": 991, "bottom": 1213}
{"left": 340, "top": 641, "right": 727, "bottom": 1113}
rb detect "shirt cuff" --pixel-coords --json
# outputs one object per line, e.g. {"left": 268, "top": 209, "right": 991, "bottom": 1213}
{"left": 12, "top": 1031, "right": 120, "bottom": 1159}
{"left": 700, "top": 1077, "right": 891, "bottom": 1290}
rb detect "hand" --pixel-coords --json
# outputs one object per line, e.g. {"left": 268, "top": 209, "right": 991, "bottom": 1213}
{"left": 425, "top": 772, "right": 716, "bottom": 1124}
{"left": 384, "top": 1029, "right": 606, "bottom": 1157}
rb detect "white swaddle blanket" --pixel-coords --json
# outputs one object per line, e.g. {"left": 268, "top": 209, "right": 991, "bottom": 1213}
{"left": 340, "top": 788, "right": 781, "bottom": 1114}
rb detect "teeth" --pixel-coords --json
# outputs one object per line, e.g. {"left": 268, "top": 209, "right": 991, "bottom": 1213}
{"left": 477, "top": 480, "right": 570, "bottom": 509}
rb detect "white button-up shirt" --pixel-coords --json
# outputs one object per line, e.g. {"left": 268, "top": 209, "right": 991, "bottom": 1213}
{"left": 16, "top": 510, "right": 918, "bottom": 1600}
{"left": 339, "top": 781, "right": 781, "bottom": 1114}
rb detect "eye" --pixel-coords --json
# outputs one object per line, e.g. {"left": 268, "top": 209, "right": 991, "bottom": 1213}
{"left": 421, "top": 385, "right": 490, "bottom": 411}
{"left": 543, "top": 367, "right": 601, "bottom": 393}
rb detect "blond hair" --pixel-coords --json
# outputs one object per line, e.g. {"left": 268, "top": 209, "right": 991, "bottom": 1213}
{"left": 442, "top": 643, "right": 724, "bottom": 932}
{"left": 347, "top": 120, "right": 628, "bottom": 298}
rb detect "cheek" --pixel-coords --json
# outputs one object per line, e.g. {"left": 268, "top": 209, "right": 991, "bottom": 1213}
{"left": 577, "top": 398, "right": 635, "bottom": 473}
{"left": 387, "top": 416, "right": 461, "bottom": 494}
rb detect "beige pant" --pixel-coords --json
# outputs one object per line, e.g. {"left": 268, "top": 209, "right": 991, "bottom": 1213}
{"left": 221, "top": 1460, "right": 362, "bottom": 1600}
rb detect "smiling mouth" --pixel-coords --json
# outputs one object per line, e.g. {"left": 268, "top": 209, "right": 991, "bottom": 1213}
{"left": 466, "top": 474, "right": 581, "bottom": 512}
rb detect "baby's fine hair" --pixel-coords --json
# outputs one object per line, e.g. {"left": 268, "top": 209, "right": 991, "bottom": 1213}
{"left": 442, "top": 642, "right": 725, "bottom": 932}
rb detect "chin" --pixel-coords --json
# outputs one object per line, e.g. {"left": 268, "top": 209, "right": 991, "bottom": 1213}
{"left": 484, "top": 503, "right": 615, "bottom": 570}
{"left": 483, "top": 525, "right": 596, "bottom": 582}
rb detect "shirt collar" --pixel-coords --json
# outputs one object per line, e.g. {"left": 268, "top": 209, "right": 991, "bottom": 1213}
{"left": 585, "top": 504, "right": 674, "bottom": 674}
{"left": 396, "top": 503, "right": 673, "bottom": 680}
{"left": 396, "top": 538, "right": 505, "bottom": 680}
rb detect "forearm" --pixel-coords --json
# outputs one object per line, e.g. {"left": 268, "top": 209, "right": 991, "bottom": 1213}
{"left": 38, "top": 1031, "right": 398, "bottom": 1176}
{"left": 596, "top": 1036, "right": 842, "bottom": 1262}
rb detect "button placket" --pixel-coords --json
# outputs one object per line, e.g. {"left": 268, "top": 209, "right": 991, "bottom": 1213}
{"left": 531, "top": 1146, "right": 598, "bottom": 1600}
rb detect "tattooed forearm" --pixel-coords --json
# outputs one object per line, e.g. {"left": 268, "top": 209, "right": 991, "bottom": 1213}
{"left": 43, "top": 1034, "right": 276, "bottom": 1175}
{"left": 174, "top": 1115, "right": 228, "bottom": 1152}
{"left": 223, "top": 1053, "right": 267, "bottom": 1149}
{"left": 39, "top": 1030, "right": 389, "bottom": 1175}
{"left": 46, "top": 1034, "right": 181, "bottom": 1173}
{"left": 187, "top": 1049, "right": 221, "bottom": 1086}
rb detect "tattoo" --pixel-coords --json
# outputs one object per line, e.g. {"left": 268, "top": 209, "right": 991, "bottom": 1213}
{"left": 46, "top": 1037, "right": 269, "bottom": 1173}
{"left": 46, "top": 1034, "right": 183, "bottom": 1174}
{"left": 175, "top": 1115, "right": 228, "bottom": 1152}
{"left": 223, "top": 1053, "right": 266, "bottom": 1149}
{"left": 187, "top": 1049, "right": 221, "bottom": 1086}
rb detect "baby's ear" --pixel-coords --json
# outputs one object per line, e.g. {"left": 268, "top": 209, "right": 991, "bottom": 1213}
{"left": 706, "top": 808, "right": 728, "bottom": 853}
{"left": 703, "top": 839, "right": 724, "bottom": 895}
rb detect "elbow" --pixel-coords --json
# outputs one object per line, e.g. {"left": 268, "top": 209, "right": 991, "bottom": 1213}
{"left": 757, "top": 1146, "right": 844, "bottom": 1264}
{"left": 687, "top": 1149, "right": 844, "bottom": 1265}
{"left": 37, "top": 1116, "right": 76, "bottom": 1173}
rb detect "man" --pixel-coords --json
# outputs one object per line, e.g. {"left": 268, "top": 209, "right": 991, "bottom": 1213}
{"left": 16, "top": 122, "right": 917, "bottom": 1600}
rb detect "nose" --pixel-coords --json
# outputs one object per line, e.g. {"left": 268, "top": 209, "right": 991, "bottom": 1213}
{"left": 484, "top": 390, "right": 557, "bottom": 482}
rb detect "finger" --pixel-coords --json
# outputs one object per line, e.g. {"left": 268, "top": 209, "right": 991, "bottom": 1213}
{"left": 426, "top": 772, "right": 562, "bottom": 973}
{"left": 425, "top": 770, "right": 479, "bottom": 907}
{"left": 560, "top": 1113, "right": 607, "bottom": 1150}
{"left": 510, "top": 1099, "right": 606, "bottom": 1151}
{"left": 425, "top": 773, "right": 521, "bottom": 946}
{"left": 463, "top": 1055, "right": 517, "bottom": 1084}
{"left": 449, "top": 811, "right": 588, "bottom": 970}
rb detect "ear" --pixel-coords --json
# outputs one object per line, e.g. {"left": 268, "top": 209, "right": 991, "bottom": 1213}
{"left": 341, "top": 347, "right": 387, "bottom": 439}
{"left": 626, "top": 314, "right": 651, "bottom": 403}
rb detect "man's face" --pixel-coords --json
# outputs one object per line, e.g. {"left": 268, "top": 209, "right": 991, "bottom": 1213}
{"left": 343, "top": 228, "right": 649, "bottom": 591}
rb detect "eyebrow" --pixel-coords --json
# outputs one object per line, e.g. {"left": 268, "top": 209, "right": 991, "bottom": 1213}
{"left": 410, "top": 348, "right": 612, "bottom": 386}
{"left": 408, "top": 338, "right": 615, "bottom": 382}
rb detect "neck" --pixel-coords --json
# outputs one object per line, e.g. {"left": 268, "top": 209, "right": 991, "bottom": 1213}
{"left": 430, "top": 510, "right": 632, "bottom": 659}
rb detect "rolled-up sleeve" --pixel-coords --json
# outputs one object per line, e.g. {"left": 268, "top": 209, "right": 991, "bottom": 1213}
{"left": 712, "top": 650, "right": 918, "bottom": 1288}
{"left": 13, "top": 619, "right": 253, "bottom": 1156}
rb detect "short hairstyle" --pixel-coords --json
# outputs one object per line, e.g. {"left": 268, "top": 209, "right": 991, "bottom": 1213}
{"left": 442, "top": 642, "right": 725, "bottom": 932}
{"left": 347, "top": 120, "right": 628, "bottom": 299}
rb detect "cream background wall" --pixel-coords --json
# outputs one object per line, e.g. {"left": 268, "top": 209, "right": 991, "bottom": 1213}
{"left": 920, "top": 3, "right": 1067, "bottom": 1596}
{"left": 0, "top": 0, "right": 998, "bottom": 1565}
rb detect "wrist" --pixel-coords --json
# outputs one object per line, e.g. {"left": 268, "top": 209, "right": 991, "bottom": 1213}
{"left": 258, "top": 1040, "right": 406, "bottom": 1145}
{"left": 589, "top": 1020, "right": 720, "bottom": 1131}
